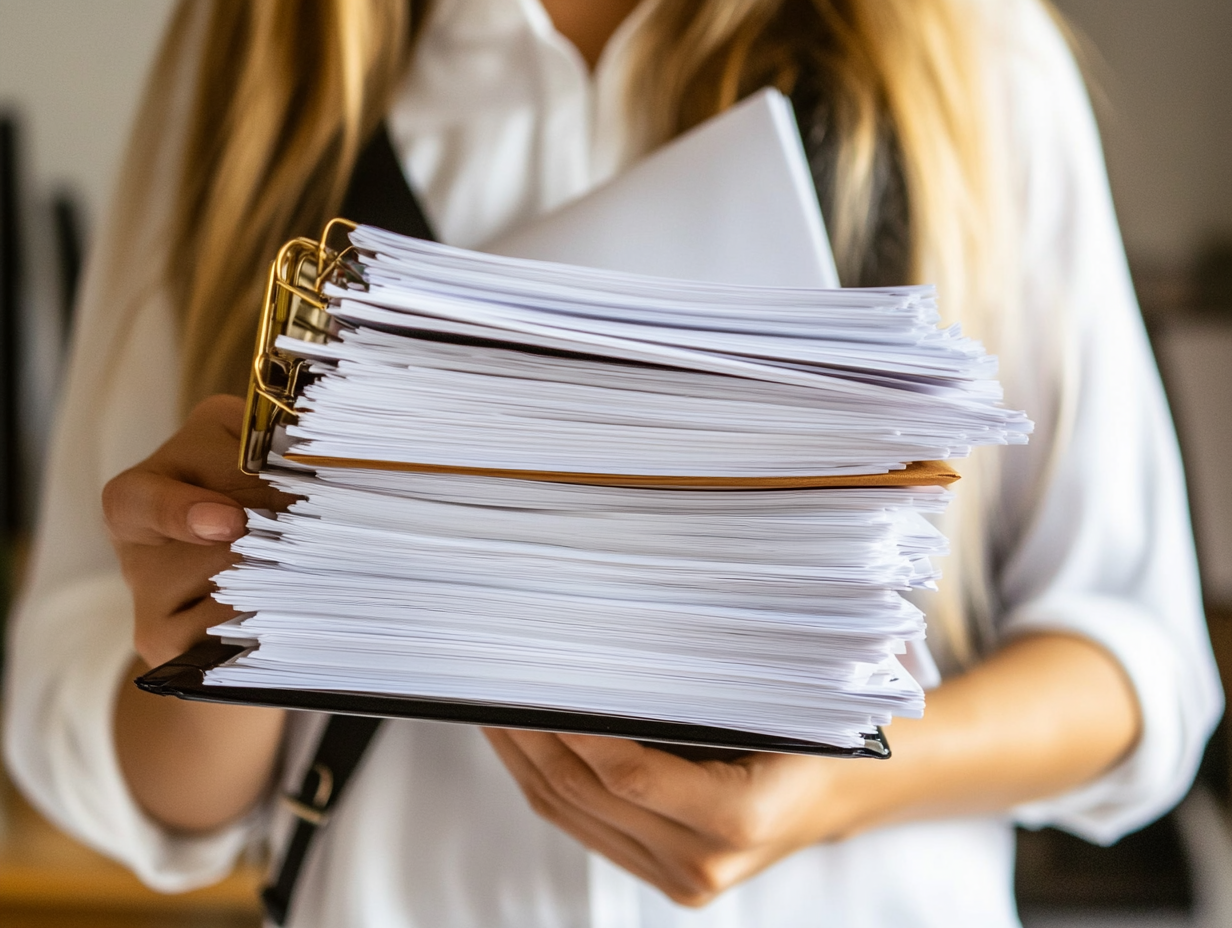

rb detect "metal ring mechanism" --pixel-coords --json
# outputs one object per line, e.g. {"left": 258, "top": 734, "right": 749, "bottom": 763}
{"left": 240, "top": 218, "right": 362, "bottom": 475}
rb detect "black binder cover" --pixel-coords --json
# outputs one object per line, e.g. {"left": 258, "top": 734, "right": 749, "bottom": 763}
{"left": 137, "top": 640, "right": 891, "bottom": 760}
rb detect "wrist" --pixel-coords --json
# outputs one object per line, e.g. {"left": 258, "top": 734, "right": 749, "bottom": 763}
{"left": 810, "top": 750, "right": 904, "bottom": 842}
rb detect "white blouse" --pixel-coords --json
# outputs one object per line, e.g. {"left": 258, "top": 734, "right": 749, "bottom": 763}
{"left": 3, "top": 0, "right": 1222, "bottom": 926}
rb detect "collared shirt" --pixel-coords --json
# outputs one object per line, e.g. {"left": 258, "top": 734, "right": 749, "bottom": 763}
{"left": 4, "top": 0, "right": 1222, "bottom": 926}
{"left": 388, "top": 0, "right": 650, "bottom": 250}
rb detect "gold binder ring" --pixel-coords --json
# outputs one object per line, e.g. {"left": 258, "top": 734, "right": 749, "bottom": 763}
{"left": 240, "top": 219, "right": 360, "bottom": 475}
{"left": 316, "top": 217, "right": 361, "bottom": 288}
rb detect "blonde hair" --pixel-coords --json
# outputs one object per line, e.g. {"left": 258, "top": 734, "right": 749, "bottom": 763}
{"left": 159, "top": 0, "right": 426, "bottom": 403}
{"left": 129, "top": 0, "right": 1037, "bottom": 662}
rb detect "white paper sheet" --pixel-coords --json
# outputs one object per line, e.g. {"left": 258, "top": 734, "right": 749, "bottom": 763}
{"left": 483, "top": 88, "right": 841, "bottom": 288}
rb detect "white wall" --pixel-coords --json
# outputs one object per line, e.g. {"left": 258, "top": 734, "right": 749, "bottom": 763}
{"left": 0, "top": 0, "right": 176, "bottom": 226}
{"left": 0, "top": 0, "right": 175, "bottom": 515}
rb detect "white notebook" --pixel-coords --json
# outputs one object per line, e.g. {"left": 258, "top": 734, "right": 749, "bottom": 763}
{"left": 484, "top": 88, "right": 841, "bottom": 288}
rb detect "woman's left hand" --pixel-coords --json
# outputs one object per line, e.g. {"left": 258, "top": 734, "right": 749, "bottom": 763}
{"left": 485, "top": 635, "right": 1144, "bottom": 908}
{"left": 483, "top": 729, "right": 861, "bottom": 907}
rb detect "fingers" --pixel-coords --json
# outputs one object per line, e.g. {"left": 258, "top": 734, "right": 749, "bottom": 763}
{"left": 103, "top": 393, "right": 298, "bottom": 547}
{"left": 557, "top": 735, "right": 825, "bottom": 859}
{"left": 104, "top": 469, "right": 248, "bottom": 546}
{"left": 502, "top": 730, "right": 689, "bottom": 836}
{"left": 102, "top": 393, "right": 288, "bottom": 670}
{"left": 188, "top": 502, "right": 248, "bottom": 541}
{"left": 558, "top": 734, "right": 757, "bottom": 838}
{"left": 188, "top": 393, "right": 246, "bottom": 436}
{"left": 158, "top": 396, "right": 291, "bottom": 508}
{"left": 163, "top": 396, "right": 250, "bottom": 488}
{"left": 486, "top": 729, "right": 759, "bottom": 906}
{"left": 483, "top": 730, "right": 667, "bottom": 884}
{"left": 131, "top": 589, "right": 237, "bottom": 669}
{"left": 493, "top": 732, "right": 715, "bottom": 867}
{"left": 124, "top": 537, "right": 239, "bottom": 621}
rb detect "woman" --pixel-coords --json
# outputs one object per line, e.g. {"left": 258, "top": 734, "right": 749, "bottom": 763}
{"left": 4, "top": 0, "right": 1222, "bottom": 925}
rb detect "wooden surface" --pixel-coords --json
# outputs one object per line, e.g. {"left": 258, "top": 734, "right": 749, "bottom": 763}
{"left": 1207, "top": 606, "right": 1232, "bottom": 801}
{"left": 0, "top": 773, "right": 262, "bottom": 928}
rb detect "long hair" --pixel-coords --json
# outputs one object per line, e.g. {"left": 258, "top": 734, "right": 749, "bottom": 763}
{"left": 160, "top": 0, "right": 426, "bottom": 405}
{"left": 126, "top": 0, "right": 1041, "bottom": 663}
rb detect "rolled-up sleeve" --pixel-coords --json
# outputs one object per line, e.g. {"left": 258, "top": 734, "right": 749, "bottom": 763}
{"left": 6, "top": 574, "right": 256, "bottom": 891}
{"left": 989, "top": 0, "right": 1223, "bottom": 844}
{"left": 3, "top": 208, "right": 259, "bottom": 892}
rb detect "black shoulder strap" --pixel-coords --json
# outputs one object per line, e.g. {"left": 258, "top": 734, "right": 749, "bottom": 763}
{"left": 262, "top": 715, "right": 384, "bottom": 924}
{"left": 339, "top": 122, "right": 435, "bottom": 240}
{"left": 262, "top": 123, "right": 434, "bottom": 927}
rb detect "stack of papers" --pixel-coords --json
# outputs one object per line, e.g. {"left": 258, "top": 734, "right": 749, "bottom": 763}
{"left": 204, "top": 227, "right": 1029, "bottom": 750}
{"left": 280, "top": 227, "right": 1029, "bottom": 478}
{"left": 210, "top": 472, "right": 948, "bottom": 747}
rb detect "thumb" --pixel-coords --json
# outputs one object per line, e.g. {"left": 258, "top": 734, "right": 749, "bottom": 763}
{"left": 103, "top": 469, "right": 248, "bottom": 546}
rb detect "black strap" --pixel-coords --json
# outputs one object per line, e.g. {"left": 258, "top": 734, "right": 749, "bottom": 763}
{"left": 262, "top": 123, "right": 435, "bottom": 926}
{"left": 262, "top": 715, "right": 384, "bottom": 925}
{"left": 339, "top": 123, "right": 435, "bottom": 240}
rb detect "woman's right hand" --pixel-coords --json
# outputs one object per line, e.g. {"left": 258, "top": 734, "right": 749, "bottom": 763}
{"left": 104, "top": 394, "right": 291, "bottom": 832}
{"left": 102, "top": 394, "right": 293, "bottom": 668}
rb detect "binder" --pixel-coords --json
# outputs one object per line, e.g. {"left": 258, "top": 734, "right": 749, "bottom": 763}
{"left": 138, "top": 640, "right": 892, "bottom": 759}
{"left": 137, "top": 218, "right": 958, "bottom": 760}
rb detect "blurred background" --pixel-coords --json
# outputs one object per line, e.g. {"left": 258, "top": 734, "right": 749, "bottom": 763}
{"left": 0, "top": 1, "right": 1229, "bottom": 926}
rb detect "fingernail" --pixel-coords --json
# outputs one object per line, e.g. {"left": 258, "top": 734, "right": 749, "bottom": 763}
{"left": 187, "top": 502, "right": 245, "bottom": 541}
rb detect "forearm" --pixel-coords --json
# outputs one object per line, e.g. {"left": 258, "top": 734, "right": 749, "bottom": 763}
{"left": 100, "top": 397, "right": 297, "bottom": 834}
{"left": 834, "top": 632, "right": 1142, "bottom": 837}
{"left": 114, "top": 657, "right": 287, "bottom": 833}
